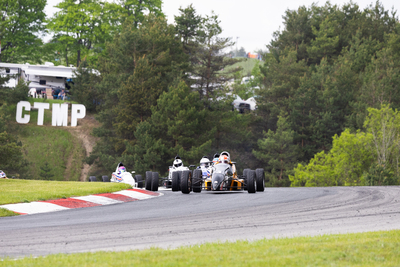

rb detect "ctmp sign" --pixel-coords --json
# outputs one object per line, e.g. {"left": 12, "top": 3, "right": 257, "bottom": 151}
{"left": 16, "top": 101, "right": 86, "bottom": 127}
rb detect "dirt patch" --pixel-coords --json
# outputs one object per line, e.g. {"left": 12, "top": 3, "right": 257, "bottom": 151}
{"left": 66, "top": 114, "right": 100, "bottom": 181}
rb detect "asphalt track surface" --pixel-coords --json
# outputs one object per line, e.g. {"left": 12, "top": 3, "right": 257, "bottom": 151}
{"left": 1, "top": 186, "right": 400, "bottom": 258}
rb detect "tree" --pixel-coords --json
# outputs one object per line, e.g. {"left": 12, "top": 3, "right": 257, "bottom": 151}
{"left": 307, "top": 14, "right": 340, "bottom": 64}
{"left": 47, "top": 0, "right": 121, "bottom": 67}
{"left": 364, "top": 105, "right": 400, "bottom": 168}
{"left": 0, "top": 0, "right": 47, "bottom": 63}
{"left": 289, "top": 129, "right": 374, "bottom": 187}
{"left": 257, "top": 50, "right": 309, "bottom": 132}
{"left": 188, "top": 11, "right": 239, "bottom": 100}
{"left": 253, "top": 114, "right": 298, "bottom": 186}
{"left": 114, "top": 57, "right": 163, "bottom": 140}
{"left": 130, "top": 121, "right": 167, "bottom": 175}
{"left": 0, "top": 131, "right": 29, "bottom": 178}
{"left": 70, "top": 59, "right": 102, "bottom": 112}
{"left": 87, "top": 15, "right": 188, "bottom": 167}
{"left": 118, "top": 0, "right": 163, "bottom": 28}
{"left": 174, "top": 4, "right": 202, "bottom": 54}
{"left": 147, "top": 80, "right": 215, "bottom": 170}
{"left": 39, "top": 162, "right": 55, "bottom": 180}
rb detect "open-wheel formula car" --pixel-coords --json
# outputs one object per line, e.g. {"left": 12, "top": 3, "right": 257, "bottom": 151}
{"left": 184, "top": 163, "right": 265, "bottom": 194}
{"left": 0, "top": 170, "right": 7, "bottom": 179}
{"left": 145, "top": 155, "right": 195, "bottom": 192}
{"left": 111, "top": 162, "right": 143, "bottom": 188}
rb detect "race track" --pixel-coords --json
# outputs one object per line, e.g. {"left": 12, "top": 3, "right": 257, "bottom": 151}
{"left": 1, "top": 186, "right": 400, "bottom": 258}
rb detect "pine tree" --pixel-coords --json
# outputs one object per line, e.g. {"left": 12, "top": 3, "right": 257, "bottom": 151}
{"left": 253, "top": 114, "right": 299, "bottom": 186}
{"left": 133, "top": 80, "right": 215, "bottom": 173}
{"left": 39, "top": 162, "right": 55, "bottom": 180}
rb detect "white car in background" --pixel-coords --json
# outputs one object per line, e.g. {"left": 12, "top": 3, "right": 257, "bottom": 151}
{"left": 232, "top": 95, "right": 257, "bottom": 112}
{"left": 146, "top": 155, "right": 194, "bottom": 192}
{"left": 111, "top": 163, "right": 143, "bottom": 188}
{"left": 0, "top": 170, "right": 7, "bottom": 179}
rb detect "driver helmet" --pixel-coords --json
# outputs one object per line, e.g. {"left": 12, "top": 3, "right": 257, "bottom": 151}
{"left": 212, "top": 153, "right": 220, "bottom": 164}
{"left": 0, "top": 170, "right": 6, "bottom": 178}
{"left": 220, "top": 151, "right": 230, "bottom": 163}
{"left": 218, "top": 155, "right": 229, "bottom": 164}
{"left": 200, "top": 156, "right": 210, "bottom": 168}
{"left": 118, "top": 166, "right": 126, "bottom": 174}
{"left": 173, "top": 156, "right": 183, "bottom": 167}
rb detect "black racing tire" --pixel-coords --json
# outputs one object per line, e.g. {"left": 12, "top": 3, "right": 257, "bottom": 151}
{"left": 243, "top": 168, "right": 250, "bottom": 190}
{"left": 145, "top": 171, "right": 152, "bottom": 190}
{"left": 192, "top": 169, "right": 202, "bottom": 193}
{"left": 102, "top": 175, "right": 110, "bottom": 182}
{"left": 135, "top": 175, "right": 143, "bottom": 188}
{"left": 171, "top": 171, "right": 180, "bottom": 192}
{"left": 181, "top": 170, "right": 192, "bottom": 194}
{"left": 247, "top": 170, "right": 256, "bottom": 193}
{"left": 255, "top": 168, "right": 265, "bottom": 192}
{"left": 151, "top": 172, "right": 159, "bottom": 191}
{"left": 89, "top": 176, "right": 97, "bottom": 182}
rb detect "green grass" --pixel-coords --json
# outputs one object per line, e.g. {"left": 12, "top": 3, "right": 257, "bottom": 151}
{"left": 223, "top": 58, "right": 263, "bottom": 76}
{"left": 16, "top": 124, "right": 85, "bottom": 181}
{"left": 0, "top": 230, "right": 399, "bottom": 266}
{"left": 0, "top": 179, "right": 131, "bottom": 206}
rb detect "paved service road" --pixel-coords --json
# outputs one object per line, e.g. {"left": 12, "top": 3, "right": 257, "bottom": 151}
{"left": 1, "top": 186, "right": 400, "bottom": 258}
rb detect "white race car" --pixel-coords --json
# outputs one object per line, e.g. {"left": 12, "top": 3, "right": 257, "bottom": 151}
{"left": 166, "top": 156, "right": 194, "bottom": 191}
{"left": 146, "top": 155, "right": 194, "bottom": 191}
{"left": 0, "top": 170, "right": 7, "bottom": 179}
{"left": 111, "top": 163, "right": 143, "bottom": 188}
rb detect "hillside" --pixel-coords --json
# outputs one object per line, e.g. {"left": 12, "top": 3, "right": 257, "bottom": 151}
{"left": 223, "top": 58, "right": 263, "bottom": 76}
{"left": 11, "top": 99, "right": 99, "bottom": 181}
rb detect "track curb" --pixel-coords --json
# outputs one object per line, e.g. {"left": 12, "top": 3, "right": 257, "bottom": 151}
{"left": 0, "top": 188, "right": 163, "bottom": 215}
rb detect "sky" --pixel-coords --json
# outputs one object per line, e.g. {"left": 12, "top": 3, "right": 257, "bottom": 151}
{"left": 45, "top": 0, "right": 400, "bottom": 53}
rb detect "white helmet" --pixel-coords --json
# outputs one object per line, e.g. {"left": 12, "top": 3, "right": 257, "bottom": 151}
{"left": 173, "top": 156, "right": 183, "bottom": 167}
{"left": 220, "top": 151, "right": 230, "bottom": 162}
{"left": 200, "top": 157, "right": 210, "bottom": 168}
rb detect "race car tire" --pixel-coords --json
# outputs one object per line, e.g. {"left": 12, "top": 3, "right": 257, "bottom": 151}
{"left": 181, "top": 170, "right": 192, "bottom": 194}
{"left": 243, "top": 169, "right": 250, "bottom": 190}
{"left": 247, "top": 170, "right": 256, "bottom": 193}
{"left": 89, "top": 176, "right": 97, "bottom": 182}
{"left": 151, "top": 172, "right": 159, "bottom": 191}
{"left": 145, "top": 171, "right": 152, "bottom": 190}
{"left": 171, "top": 171, "right": 180, "bottom": 192}
{"left": 192, "top": 169, "right": 202, "bottom": 193}
{"left": 135, "top": 175, "right": 143, "bottom": 188}
{"left": 102, "top": 175, "right": 110, "bottom": 182}
{"left": 255, "top": 168, "right": 265, "bottom": 192}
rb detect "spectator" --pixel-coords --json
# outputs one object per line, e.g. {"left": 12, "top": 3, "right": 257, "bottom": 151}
{"left": 29, "top": 88, "right": 37, "bottom": 98}
{"left": 58, "top": 89, "right": 66, "bottom": 100}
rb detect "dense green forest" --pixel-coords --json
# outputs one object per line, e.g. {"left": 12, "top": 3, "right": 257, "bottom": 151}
{"left": 1, "top": 0, "right": 400, "bottom": 186}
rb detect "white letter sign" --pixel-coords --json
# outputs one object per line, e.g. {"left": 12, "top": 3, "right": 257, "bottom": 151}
{"left": 71, "top": 104, "right": 86, "bottom": 127}
{"left": 16, "top": 101, "right": 31, "bottom": 124}
{"left": 16, "top": 101, "right": 86, "bottom": 127}
{"left": 33, "top": 102, "right": 50, "bottom": 126}
{"left": 52, "top": 103, "right": 69, "bottom": 126}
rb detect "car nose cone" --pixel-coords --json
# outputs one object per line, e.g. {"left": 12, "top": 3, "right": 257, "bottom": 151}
{"left": 212, "top": 173, "right": 224, "bottom": 191}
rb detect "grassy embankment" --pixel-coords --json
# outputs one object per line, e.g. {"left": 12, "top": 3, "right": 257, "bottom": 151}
{"left": 0, "top": 179, "right": 131, "bottom": 217}
{"left": 223, "top": 57, "right": 263, "bottom": 76}
{"left": 9, "top": 98, "right": 86, "bottom": 181}
{"left": 0, "top": 230, "right": 399, "bottom": 266}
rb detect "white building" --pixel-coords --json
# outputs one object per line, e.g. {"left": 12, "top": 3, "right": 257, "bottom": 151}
{"left": 0, "top": 62, "right": 76, "bottom": 92}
